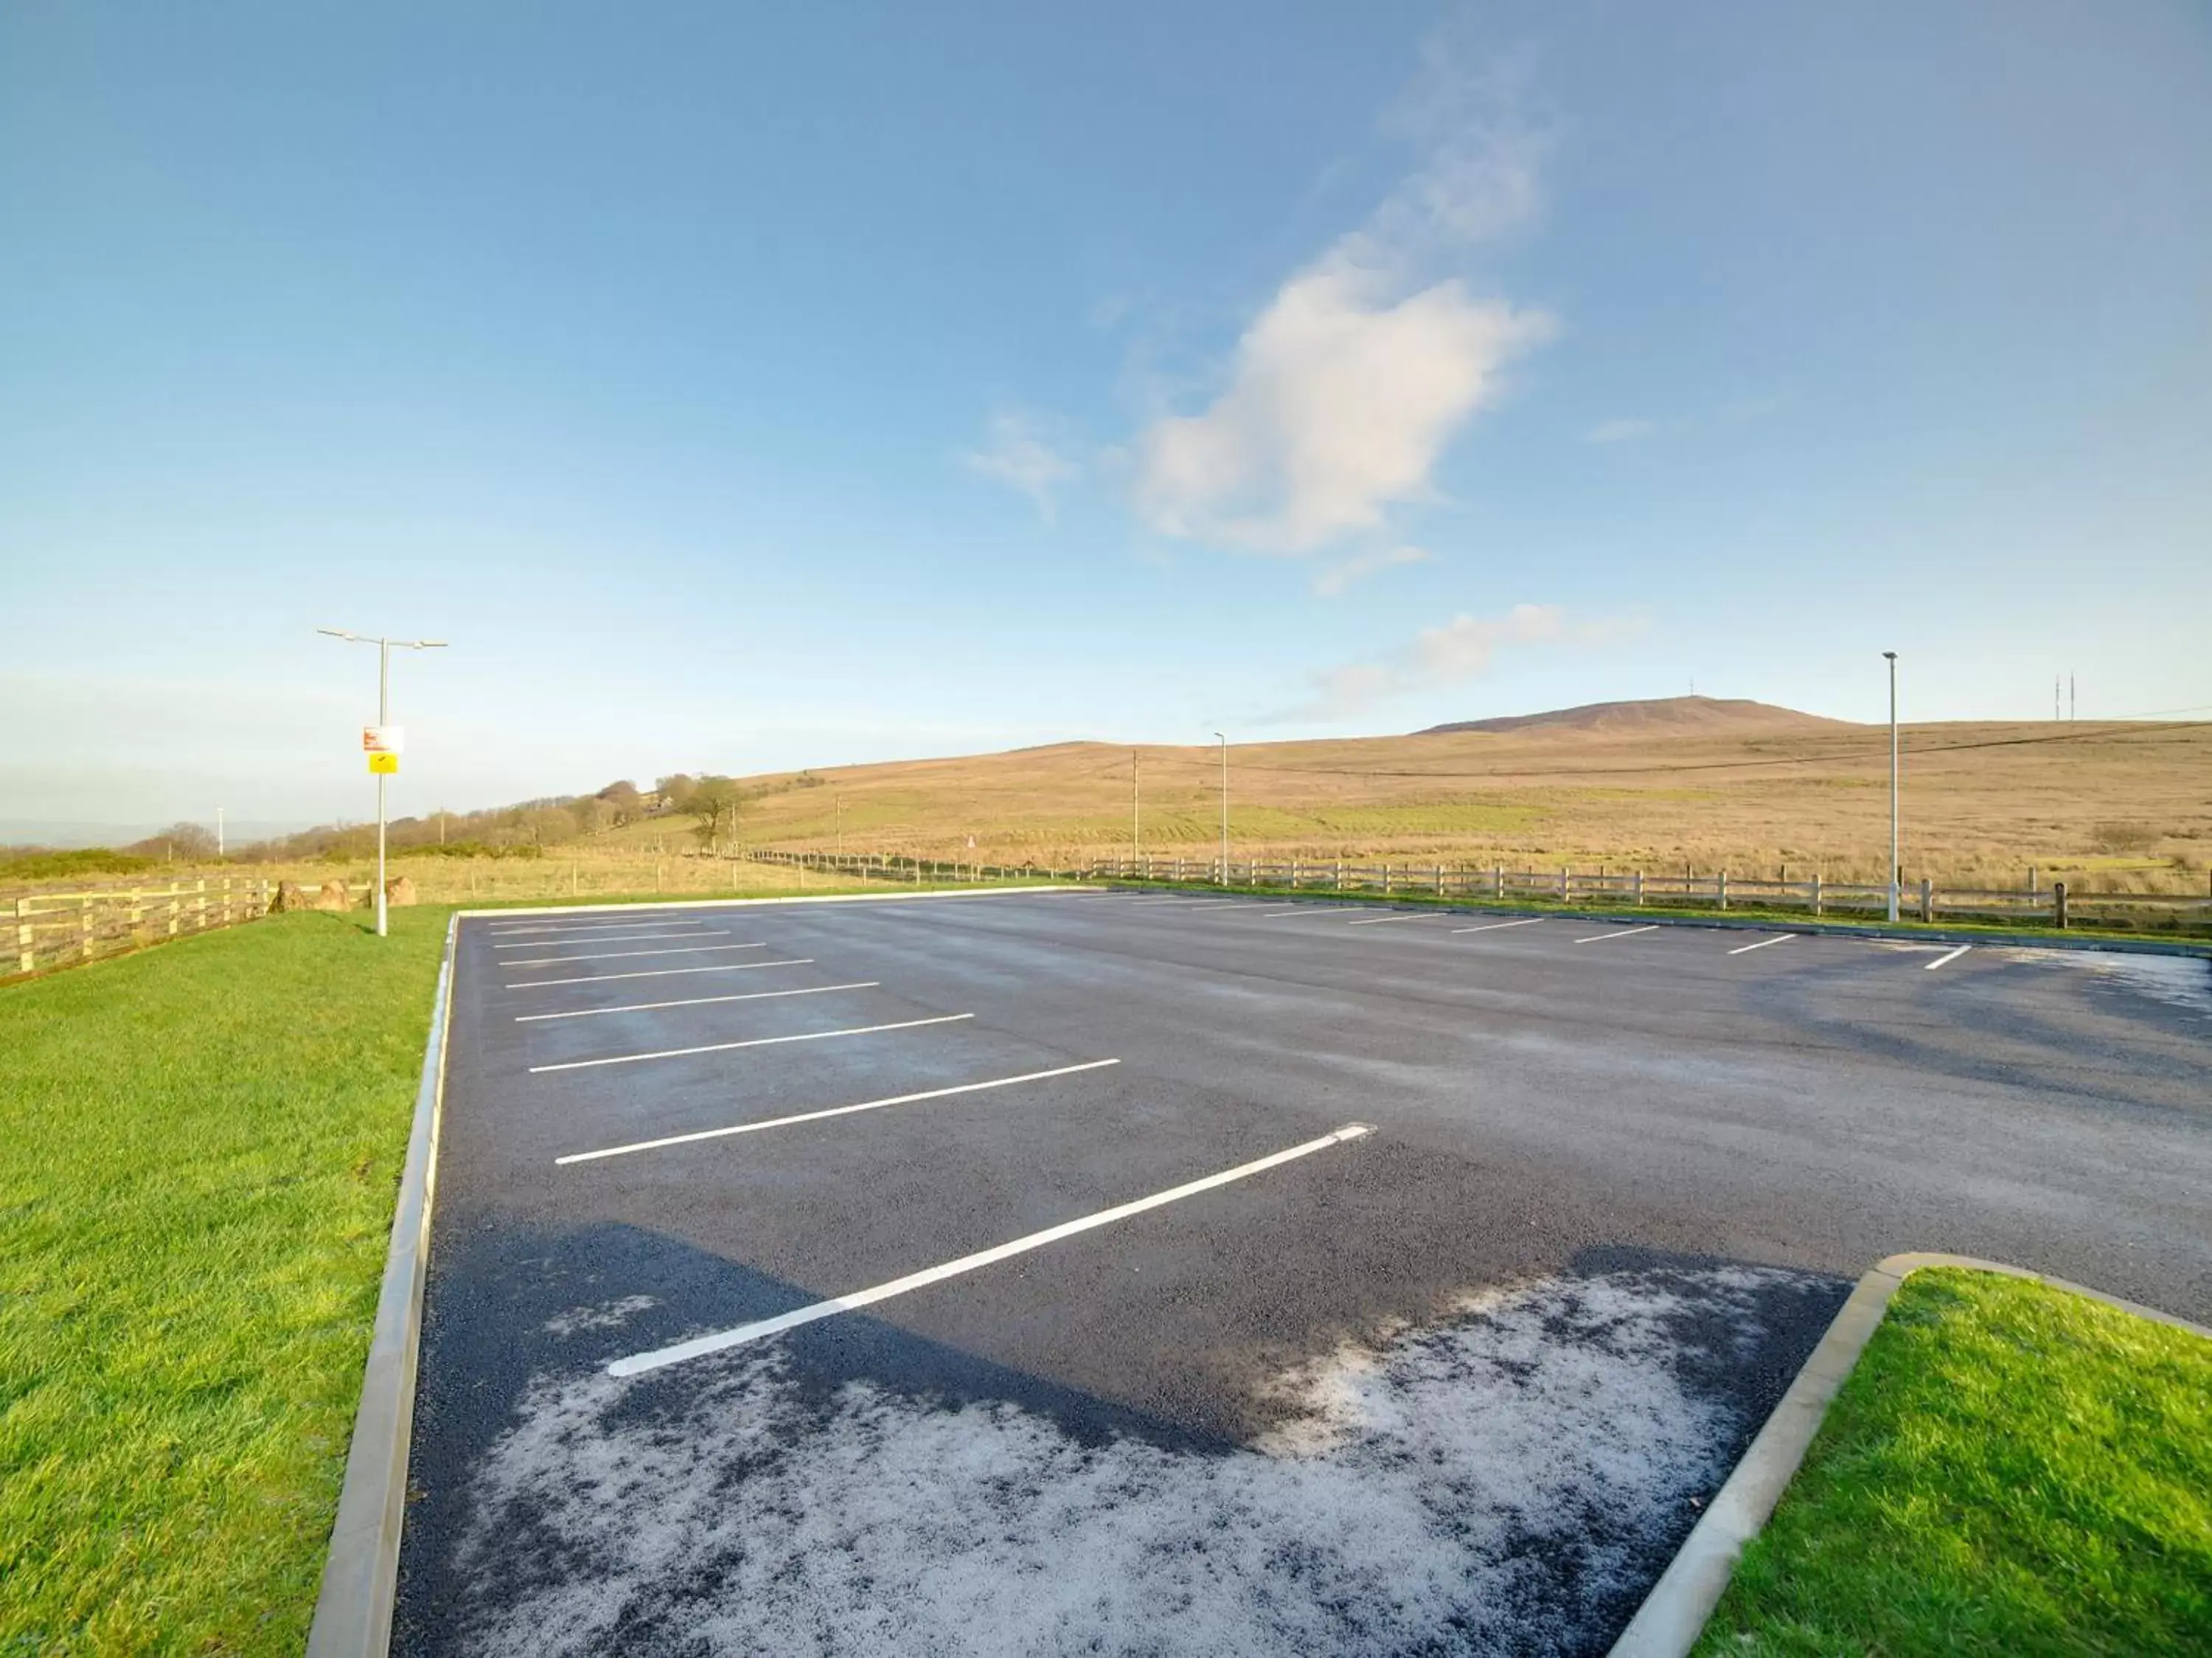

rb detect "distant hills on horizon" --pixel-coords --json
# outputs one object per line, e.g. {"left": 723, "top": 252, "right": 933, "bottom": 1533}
{"left": 1412, "top": 695, "right": 1857, "bottom": 738}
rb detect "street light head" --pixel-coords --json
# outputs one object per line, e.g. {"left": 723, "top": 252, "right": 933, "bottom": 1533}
{"left": 316, "top": 627, "right": 359, "bottom": 642}
{"left": 1882, "top": 651, "right": 1897, "bottom": 661}
{"left": 410, "top": 640, "right": 449, "bottom": 650}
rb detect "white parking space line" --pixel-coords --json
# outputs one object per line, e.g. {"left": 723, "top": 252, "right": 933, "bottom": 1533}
{"left": 500, "top": 943, "right": 771, "bottom": 968}
{"left": 1574, "top": 925, "right": 1660, "bottom": 946}
{"left": 488, "top": 918, "right": 709, "bottom": 935}
{"left": 1450, "top": 918, "right": 1544, "bottom": 934}
{"left": 506, "top": 957, "right": 812, "bottom": 991}
{"left": 515, "top": 982, "right": 879, "bottom": 1023}
{"left": 493, "top": 930, "right": 728, "bottom": 948}
{"left": 1259, "top": 906, "right": 1361, "bottom": 918}
{"left": 1925, "top": 944, "right": 1973, "bottom": 971}
{"left": 607, "top": 1122, "right": 1374, "bottom": 1376}
{"left": 1728, "top": 934, "right": 1796, "bottom": 955}
{"left": 1148, "top": 898, "right": 1243, "bottom": 909}
{"left": 554, "top": 1059, "right": 1122, "bottom": 1165}
{"left": 1345, "top": 912, "right": 1438, "bottom": 927}
{"left": 528, "top": 1013, "right": 975, "bottom": 1075}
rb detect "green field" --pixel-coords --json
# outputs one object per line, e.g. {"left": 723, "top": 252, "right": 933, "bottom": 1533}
{"left": 1694, "top": 1269, "right": 2212, "bottom": 1656}
{"left": 0, "top": 910, "right": 451, "bottom": 1654}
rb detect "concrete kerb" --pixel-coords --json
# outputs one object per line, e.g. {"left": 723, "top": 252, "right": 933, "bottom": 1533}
{"left": 1607, "top": 1252, "right": 2212, "bottom": 1658}
{"left": 302, "top": 884, "right": 1098, "bottom": 1657}
{"left": 306, "top": 912, "right": 458, "bottom": 1658}
{"left": 1107, "top": 884, "right": 2212, "bottom": 960}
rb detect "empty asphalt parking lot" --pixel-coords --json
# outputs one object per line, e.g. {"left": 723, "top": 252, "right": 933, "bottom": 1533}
{"left": 395, "top": 888, "right": 2212, "bottom": 1657}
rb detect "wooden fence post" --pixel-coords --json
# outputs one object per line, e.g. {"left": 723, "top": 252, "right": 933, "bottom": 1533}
{"left": 1559, "top": 866, "right": 1570, "bottom": 902}
{"left": 1718, "top": 870, "right": 1729, "bottom": 911}
{"left": 1919, "top": 877, "right": 1934, "bottom": 923}
{"left": 1434, "top": 864, "right": 1443, "bottom": 896}
{"left": 1382, "top": 864, "right": 1392, "bottom": 895}
{"left": 1334, "top": 859, "right": 1343, "bottom": 891}
{"left": 1811, "top": 872, "right": 1823, "bottom": 915}
{"left": 1632, "top": 870, "right": 1644, "bottom": 906}
{"left": 2054, "top": 881, "right": 2068, "bottom": 929}
{"left": 15, "top": 897, "right": 31, "bottom": 977}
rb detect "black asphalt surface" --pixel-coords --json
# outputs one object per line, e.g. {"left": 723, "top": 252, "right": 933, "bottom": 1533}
{"left": 396, "top": 889, "right": 2212, "bottom": 1657}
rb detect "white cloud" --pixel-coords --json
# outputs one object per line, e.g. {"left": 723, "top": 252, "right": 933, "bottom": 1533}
{"left": 1132, "top": 51, "right": 1555, "bottom": 557}
{"left": 1268, "top": 603, "right": 1637, "bottom": 724}
{"left": 1586, "top": 417, "right": 1659, "bottom": 444}
{"left": 1312, "top": 544, "right": 1437, "bottom": 597}
{"left": 961, "top": 414, "right": 1079, "bottom": 523}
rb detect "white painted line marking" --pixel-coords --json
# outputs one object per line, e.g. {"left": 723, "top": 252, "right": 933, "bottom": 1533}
{"left": 488, "top": 918, "right": 708, "bottom": 934}
{"left": 493, "top": 930, "right": 728, "bottom": 948}
{"left": 556, "top": 1059, "right": 1122, "bottom": 1165}
{"left": 506, "top": 958, "right": 812, "bottom": 991}
{"left": 1345, "top": 912, "right": 1437, "bottom": 926}
{"left": 1574, "top": 925, "right": 1660, "bottom": 946}
{"left": 606, "top": 1122, "right": 1374, "bottom": 1376}
{"left": 1728, "top": 934, "right": 1796, "bottom": 955}
{"left": 515, "top": 982, "right": 879, "bottom": 1022}
{"left": 1258, "top": 906, "right": 1362, "bottom": 918}
{"left": 1449, "top": 918, "right": 1545, "bottom": 934}
{"left": 529, "top": 1013, "right": 974, "bottom": 1074}
{"left": 500, "top": 943, "right": 771, "bottom": 968}
{"left": 1924, "top": 944, "right": 1972, "bottom": 971}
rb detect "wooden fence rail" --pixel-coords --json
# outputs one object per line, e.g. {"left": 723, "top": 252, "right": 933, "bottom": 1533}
{"left": 7, "top": 878, "right": 274, "bottom": 979}
{"left": 746, "top": 848, "right": 2212, "bottom": 935}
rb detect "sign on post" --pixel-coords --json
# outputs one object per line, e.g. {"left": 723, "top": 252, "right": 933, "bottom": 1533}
{"left": 362, "top": 725, "right": 406, "bottom": 754}
{"left": 369, "top": 752, "right": 399, "bottom": 774}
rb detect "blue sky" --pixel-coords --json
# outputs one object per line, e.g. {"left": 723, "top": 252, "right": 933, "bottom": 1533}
{"left": 4, "top": 1, "right": 2209, "bottom": 829}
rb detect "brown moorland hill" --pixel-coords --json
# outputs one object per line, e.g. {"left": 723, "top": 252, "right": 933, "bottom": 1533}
{"left": 1415, "top": 694, "right": 1854, "bottom": 738}
{"left": 684, "top": 709, "right": 2210, "bottom": 892}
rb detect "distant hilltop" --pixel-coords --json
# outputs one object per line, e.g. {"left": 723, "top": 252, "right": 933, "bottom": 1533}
{"left": 1413, "top": 695, "right": 1857, "bottom": 738}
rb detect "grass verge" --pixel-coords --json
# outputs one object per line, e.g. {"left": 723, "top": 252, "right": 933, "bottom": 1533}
{"left": 0, "top": 909, "right": 451, "bottom": 1655}
{"left": 1693, "top": 1268, "right": 2212, "bottom": 1655}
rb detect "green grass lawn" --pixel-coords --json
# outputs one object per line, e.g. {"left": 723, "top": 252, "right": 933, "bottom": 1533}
{"left": 0, "top": 909, "right": 451, "bottom": 1655}
{"left": 1694, "top": 1268, "right": 2212, "bottom": 1657}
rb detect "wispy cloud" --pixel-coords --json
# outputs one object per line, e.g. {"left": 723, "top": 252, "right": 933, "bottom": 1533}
{"left": 1132, "top": 50, "right": 1555, "bottom": 557}
{"left": 1312, "top": 544, "right": 1436, "bottom": 597}
{"left": 961, "top": 414, "right": 1079, "bottom": 523}
{"left": 1585, "top": 417, "right": 1658, "bottom": 444}
{"left": 1267, "top": 603, "right": 1637, "bottom": 724}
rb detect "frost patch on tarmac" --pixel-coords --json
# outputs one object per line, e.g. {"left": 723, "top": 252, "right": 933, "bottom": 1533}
{"left": 542, "top": 1294, "right": 659, "bottom": 1337}
{"left": 2023, "top": 948, "right": 2212, "bottom": 1019}
{"left": 448, "top": 1266, "right": 1827, "bottom": 1657}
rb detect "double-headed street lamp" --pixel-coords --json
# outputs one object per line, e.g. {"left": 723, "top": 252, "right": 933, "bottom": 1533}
{"left": 318, "top": 629, "right": 447, "bottom": 937}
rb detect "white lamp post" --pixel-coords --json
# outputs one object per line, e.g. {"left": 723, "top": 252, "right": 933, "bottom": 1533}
{"left": 1884, "top": 651, "right": 1900, "bottom": 923}
{"left": 1214, "top": 731, "right": 1228, "bottom": 884}
{"left": 318, "top": 630, "right": 447, "bottom": 937}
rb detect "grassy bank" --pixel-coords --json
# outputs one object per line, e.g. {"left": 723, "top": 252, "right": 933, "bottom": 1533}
{"left": 1694, "top": 1269, "right": 2212, "bottom": 1655}
{"left": 0, "top": 909, "right": 451, "bottom": 1654}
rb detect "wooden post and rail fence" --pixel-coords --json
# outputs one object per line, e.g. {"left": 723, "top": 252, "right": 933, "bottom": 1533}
{"left": 5, "top": 878, "right": 275, "bottom": 981}
{"left": 745, "top": 847, "right": 2212, "bottom": 935}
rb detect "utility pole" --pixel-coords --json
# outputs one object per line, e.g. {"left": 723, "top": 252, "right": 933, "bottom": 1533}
{"left": 216, "top": 806, "right": 224, "bottom": 857}
{"left": 2054, "top": 675, "right": 2061, "bottom": 721}
{"left": 835, "top": 791, "right": 843, "bottom": 856}
{"left": 2070, "top": 674, "right": 2076, "bottom": 722}
{"left": 1214, "top": 732, "right": 1228, "bottom": 884}
{"left": 318, "top": 629, "right": 447, "bottom": 937}
{"left": 1884, "top": 651, "right": 1900, "bottom": 923}
{"left": 1130, "top": 751, "right": 1140, "bottom": 861}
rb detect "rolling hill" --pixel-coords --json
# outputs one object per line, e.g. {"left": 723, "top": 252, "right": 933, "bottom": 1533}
{"left": 1413, "top": 695, "right": 1854, "bottom": 738}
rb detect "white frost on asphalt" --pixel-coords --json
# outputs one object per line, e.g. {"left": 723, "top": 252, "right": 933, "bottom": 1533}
{"left": 2021, "top": 948, "right": 2212, "bottom": 1019}
{"left": 541, "top": 1294, "right": 658, "bottom": 1336}
{"left": 453, "top": 1267, "right": 1818, "bottom": 1657}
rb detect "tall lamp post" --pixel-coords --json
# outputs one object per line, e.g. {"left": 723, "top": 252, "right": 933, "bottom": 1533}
{"left": 1883, "top": 651, "right": 1900, "bottom": 923}
{"left": 319, "top": 629, "right": 448, "bottom": 937}
{"left": 1214, "top": 731, "right": 1228, "bottom": 884}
